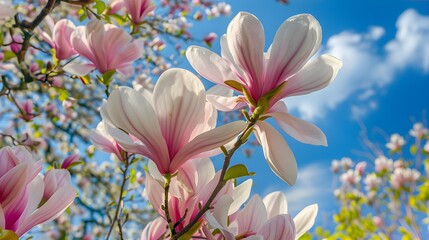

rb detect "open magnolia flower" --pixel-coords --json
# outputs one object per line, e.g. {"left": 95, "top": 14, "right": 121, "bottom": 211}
{"left": 0, "top": 146, "right": 76, "bottom": 237}
{"left": 186, "top": 12, "right": 342, "bottom": 184}
{"left": 64, "top": 19, "right": 142, "bottom": 77}
{"left": 141, "top": 158, "right": 252, "bottom": 238}
{"left": 100, "top": 68, "right": 246, "bottom": 174}
{"left": 39, "top": 17, "right": 77, "bottom": 60}
{"left": 204, "top": 191, "right": 318, "bottom": 240}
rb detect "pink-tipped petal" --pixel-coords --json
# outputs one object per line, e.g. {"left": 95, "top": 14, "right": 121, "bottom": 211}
{"left": 0, "top": 164, "right": 29, "bottom": 209}
{"left": 141, "top": 217, "right": 167, "bottom": 240}
{"left": 254, "top": 121, "right": 297, "bottom": 185}
{"left": 293, "top": 204, "right": 318, "bottom": 239}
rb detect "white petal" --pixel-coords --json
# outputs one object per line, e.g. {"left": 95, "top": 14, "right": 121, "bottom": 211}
{"left": 254, "top": 121, "right": 297, "bottom": 185}
{"left": 207, "top": 85, "right": 234, "bottom": 97}
{"left": 257, "top": 214, "right": 295, "bottom": 240}
{"left": 206, "top": 94, "right": 247, "bottom": 112}
{"left": 266, "top": 104, "right": 327, "bottom": 146}
{"left": 237, "top": 195, "right": 267, "bottom": 234}
{"left": 213, "top": 195, "right": 234, "bottom": 228}
{"left": 293, "top": 204, "right": 318, "bottom": 239}
{"left": 279, "top": 54, "right": 343, "bottom": 98}
{"left": 267, "top": 14, "right": 322, "bottom": 84}
{"left": 263, "top": 191, "right": 288, "bottom": 218}
{"left": 186, "top": 46, "right": 241, "bottom": 86}
{"left": 229, "top": 179, "right": 252, "bottom": 215}
{"left": 62, "top": 62, "right": 95, "bottom": 76}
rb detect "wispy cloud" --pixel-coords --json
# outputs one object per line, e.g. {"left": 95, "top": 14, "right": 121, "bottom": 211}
{"left": 286, "top": 9, "right": 429, "bottom": 120}
{"left": 282, "top": 163, "right": 332, "bottom": 215}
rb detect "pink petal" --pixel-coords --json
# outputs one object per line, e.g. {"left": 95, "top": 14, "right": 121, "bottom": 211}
{"left": 257, "top": 214, "right": 295, "bottom": 240}
{"left": 266, "top": 14, "right": 322, "bottom": 87}
{"left": 141, "top": 217, "right": 167, "bottom": 240}
{"left": 152, "top": 68, "right": 207, "bottom": 158}
{"left": 236, "top": 195, "right": 267, "bottom": 234}
{"left": 186, "top": 46, "right": 242, "bottom": 86}
{"left": 226, "top": 12, "right": 265, "bottom": 90}
{"left": 263, "top": 191, "right": 288, "bottom": 219}
{"left": 15, "top": 184, "right": 76, "bottom": 236}
{"left": 206, "top": 94, "right": 247, "bottom": 112}
{"left": 0, "top": 164, "right": 29, "bottom": 209}
{"left": 17, "top": 176, "right": 44, "bottom": 228}
{"left": 293, "top": 204, "right": 318, "bottom": 239}
{"left": 104, "top": 87, "right": 170, "bottom": 173}
{"left": 170, "top": 121, "right": 246, "bottom": 173}
{"left": 52, "top": 19, "right": 77, "bottom": 60}
{"left": 63, "top": 62, "right": 95, "bottom": 76}
{"left": 144, "top": 174, "right": 164, "bottom": 216}
{"left": 254, "top": 121, "right": 297, "bottom": 185}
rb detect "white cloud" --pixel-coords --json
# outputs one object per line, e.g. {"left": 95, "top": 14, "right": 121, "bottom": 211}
{"left": 286, "top": 9, "right": 429, "bottom": 120}
{"left": 282, "top": 163, "right": 332, "bottom": 215}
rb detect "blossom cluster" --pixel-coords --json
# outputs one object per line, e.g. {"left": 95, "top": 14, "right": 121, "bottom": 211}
{"left": 322, "top": 123, "right": 429, "bottom": 239}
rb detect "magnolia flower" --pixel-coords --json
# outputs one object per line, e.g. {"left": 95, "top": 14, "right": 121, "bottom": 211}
{"left": 364, "top": 173, "right": 381, "bottom": 191}
{"left": 390, "top": 168, "right": 420, "bottom": 189}
{"left": 205, "top": 191, "right": 318, "bottom": 240}
{"left": 331, "top": 160, "right": 340, "bottom": 173}
{"left": 0, "top": 146, "right": 76, "bottom": 236}
{"left": 100, "top": 68, "right": 246, "bottom": 174}
{"left": 186, "top": 12, "right": 342, "bottom": 184}
{"left": 340, "top": 169, "right": 361, "bottom": 186}
{"left": 124, "top": 0, "right": 155, "bottom": 25}
{"left": 39, "top": 17, "right": 77, "bottom": 60}
{"left": 340, "top": 157, "right": 354, "bottom": 170}
{"left": 142, "top": 158, "right": 252, "bottom": 237}
{"left": 355, "top": 161, "right": 366, "bottom": 176}
{"left": 409, "top": 123, "right": 428, "bottom": 139}
{"left": 385, "top": 133, "right": 406, "bottom": 152}
{"left": 90, "top": 121, "right": 126, "bottom": 161}
{"left": 61, "top": 153, "right": 81, "bottom": 169}
{"left": 374, "top": 156, "right": 394, "bottom": 173}
{"left": 64, "top": 19, "right": 142, "bottom": 76}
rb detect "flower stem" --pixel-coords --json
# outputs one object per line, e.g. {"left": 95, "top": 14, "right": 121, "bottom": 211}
{"left": 106, "top": 156, "right": 130, "bottom": 240}
{"left": 171, "top": 115, "right": 259, "bottom": 239}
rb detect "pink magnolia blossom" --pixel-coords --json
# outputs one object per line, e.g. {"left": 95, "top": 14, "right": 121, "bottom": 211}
{"left": 100, "top": 68, "right": 246, "bottom": 174}
{"left": 39, "top": 17, "right": 77, "bottom": 60}
{"left": 385, "top": 133, "right": 406, "bottom": 152}
{"left": 340, "top": 169, "right": 361, "bottom": 186}
{"left": 0, "top": 146, "right": 76, "bottom": 237}
{"left": 390, "top": 168, "right": 420, "bottom": 189}
{"left": 205, "top": 191, "right": 318, "bottom": 240}
{"left": 64, "top": 19, "right": 142, "bottom": 76}
{"left": 124, "top": 0, "right": 155, "bottom": 25}
{"left": 186, "top": 12, "right": 342, "bottom": 184}
{"left": 374, "top": 156, "right": 394, "bottom": 173}
{"left": 409, "top": 123, "right": 428, "bottom": 139}
{"left": 90, "top": 121, "right": 126, "bottom": 161}
{"left": 142, "top": 158, "right": 252, "bottom": 237}
{"left": 61, "top": 153, "right": 81, "bottom": 169}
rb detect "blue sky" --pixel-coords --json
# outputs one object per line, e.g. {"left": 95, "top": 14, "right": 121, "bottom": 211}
{"left": 183, "top": 0, "right": 429, "bottom": 222}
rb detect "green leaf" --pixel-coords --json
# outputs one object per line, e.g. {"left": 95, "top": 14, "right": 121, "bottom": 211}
{"left": 224, "top": 80, "right": 243, "bottom": 92}
{"left": 130, "top": 168, "right": 136, "bottom": 185}
{"left": 0, "top": 229, "right": 19, "bottom": 240}
{"left": 93, "top": 0, "right": 106, "bottom": 15}
{"left": 80, "top": 74, "right": 91, "bottom": 85}
{"left": 101, "top": 69, "right": 116, "bottom": 85}
{"left": 2, "top": 51, "right": 16, "bottom": 61}
{"left": 55, "top": 88, "right": 69, "bottom": 101}
{"left": 224, "top": 164, "right": 255, "bottom": 181}
{"left": 178, "top": 221, "right": 203, "bottom": 240}
{"left": 410, "top": 145, "right": 417, "bottom": 155}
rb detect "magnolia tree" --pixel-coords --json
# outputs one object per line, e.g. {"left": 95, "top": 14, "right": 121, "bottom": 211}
{"left": 0, "top": 0, "right": 342, "bottom": 239}
{"left": 314, "top": 123, "right": 429, "bottom": 240}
